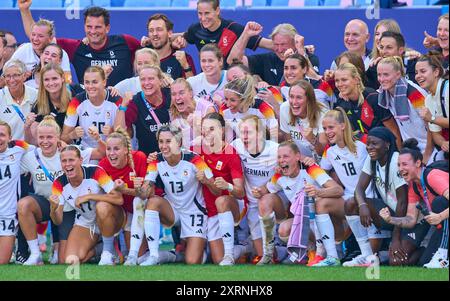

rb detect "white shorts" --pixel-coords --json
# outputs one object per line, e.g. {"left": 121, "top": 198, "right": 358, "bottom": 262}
{"left": 0, "top": 216, "right": 18, "bottom": 236}
{"left": 247, "top": 206, "right": 262, "bottom": 240}
{"left": 206, "top": 199, "right": 248, "bottom": 242}
{"left": 168, "top": 202, "right": 207, "bottom": 240}
{"left": 74, "top": 214, "right": 100, "bottom": 235}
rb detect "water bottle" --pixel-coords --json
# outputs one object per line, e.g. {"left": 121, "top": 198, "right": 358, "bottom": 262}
{"left": 304, "top": 179, "right": 316, "bottom": 220}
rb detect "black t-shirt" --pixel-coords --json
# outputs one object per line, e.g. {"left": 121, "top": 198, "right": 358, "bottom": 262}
{"left": 125, "top": 89, "right": 171, "bottom": 155}
{"left": 184, "top": 18, "right": 261, "bottom": 58}
{"left": 160, "top": 51, "right": 197, "bottom": 80}
{"left": 32, "top": 101, "right": 66, "bottom": 130}
{"left": 333, "top": 87, "right": 392, "bottom": 134}
{"left": 248, "top": 51, "right": 320, "bottom": 86}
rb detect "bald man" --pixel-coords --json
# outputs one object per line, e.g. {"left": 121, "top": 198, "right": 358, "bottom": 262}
{"left": 330, "top": 19, "right": 371, "bottom": 71}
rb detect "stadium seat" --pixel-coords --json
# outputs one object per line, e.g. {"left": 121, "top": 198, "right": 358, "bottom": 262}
{"left": 123, "top": 0, "right": 171, "bottom": 7}
{"left": 221, "top": 0, "right": 238, "bottom": 7}
{"left": 354, "top": 0, "right": 373, "bottom": 6}
{"left": 32, "top": 0, "right": 63, "bottom": 7}
{"left": 92, "top": 0, "right": 112, "bottom": 6}
{"left": 0, "top": 0, "right": 14, "bottom": 8}
{"left": 304, "top": 0, "right": 319, "bottom": 5}
{"left": 63, "top": 0, "right": 92, "bottom": 8}
{"left": 323, "top": 0, "right": 341, "bottom": 5}
{"left": 251, "top": 0, "right": 268, "bottom": 6}
{"left": 172, "top": 0, "right": 189, "bottom": 6}
{"left": 271, "top": 0, "right": 289, "bottom": 5}
{"left": 412, "top": 0, "right": 429, "bottom": 5}
{"left": 110, "top": 0, "right": 125, "bottom": 6}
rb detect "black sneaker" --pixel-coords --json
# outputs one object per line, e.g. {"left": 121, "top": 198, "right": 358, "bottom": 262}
{"left": 15, "top": 251, "right": 29, "bottom": 265}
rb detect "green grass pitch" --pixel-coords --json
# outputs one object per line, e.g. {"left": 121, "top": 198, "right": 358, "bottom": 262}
{"left": 0, "top": 264, "right": 447, "bottom": 281}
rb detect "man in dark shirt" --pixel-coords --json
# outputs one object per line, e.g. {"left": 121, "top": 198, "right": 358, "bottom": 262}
{"left": 142, "top": 14, "right": 196, "bottom": 80}
{"left": 19, "top": 1, "right": 140, "bottom": 86}
{"left": 180, "top": 0, "right": 272, "bottom": 65}
{"left": 227, "top": 22, "right": 319, "bottom": 86}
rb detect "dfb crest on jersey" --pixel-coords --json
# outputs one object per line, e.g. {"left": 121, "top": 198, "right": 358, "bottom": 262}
{"left": 110, "top": 51, "right": 116, "bottom": 58}
{"left": 216, "top": 160, "right": 223, "bottom": 170}
{"left": 183, "top": 170, "right": 189, "bottom": 177}
{"left": 9, "top": 154, "right": 14, "bottom": 161}
{"left": 106, "top": 111, "right": 111, "bottom": 120}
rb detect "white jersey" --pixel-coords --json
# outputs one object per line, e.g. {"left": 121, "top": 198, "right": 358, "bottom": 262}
{"left": 426, "top": 78, "right": 449, "bottom": 133}
{"left": 187, "top": 71, "right": 228, "bottom": 100}
{"left": 362, "top": 152, "right": 407, "bottom": 211}
{"left": 145, "top": 150, "right": 213, "bottom": 213}
{"left": 279, "top": 101, "right": 327, "bottom": 161}
{"left": 8, "top": 42, "right": 71, "bottom": 72}
{"left": 114, "top": 76, "right": 141, "bottom": 97}
{"left": 266, "top": 164, "right": 332, "bottom": 203}
{"left": 0, "top": 86, "right": 38, "bottom": 140}
{"left": 320, "top": 140, "right": 373, "bottom": 200}
{"left": 231, "top": 139, "right": 278, "bottom": 208}
{"left": 221, "top": 98, "right": 278, "bottom": 141}
{"left": 0, "top": 141, "right": 33, "bottom": 218}
{"left": 64, "top": 90, "right": 118, "bottom": 148}
{"left": 21, "top": 148, "right": 93, "bottom": 199}
{"left": 52, "top": 165, "right": 115, "bottom": 225}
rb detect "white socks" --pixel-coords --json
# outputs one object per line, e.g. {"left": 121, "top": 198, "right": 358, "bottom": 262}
{"left": 315, "top": 214, "right": 338, "bottom": 259}
{"left": 259, "top": 212, "right": 275, "bottom": 256}
{"left": 27, "top": 239, "right": 40, "bottom": 256}
{"left": 144, "top": 210, "right": 160, "bottom": 259}
{"left": 218, "top": 211, "right": 235, "bottom": 258}
{"left": 346, "top": 215, "right": 373, "bottom": 257}
{"left": 102, "top": 236, "right": 115, "bottom": 254}
{"left": 129, "top": 197, "right": 146, "bottom": 258}
{"left": 312, "top": 220, "right": 326, "bottom": 257}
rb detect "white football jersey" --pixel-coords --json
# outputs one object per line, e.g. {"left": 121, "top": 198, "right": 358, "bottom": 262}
{"left": 187, "top": 71, "right": 228, "bottom": 100}
{"left": 21, "top": 148, "right": 93, "bottom": 199}
{"left": 0, "top": 86, "right": 38, "bottom": 140}
{"left": 231, "top": 139, "right": 278, "bottom": 208}
{"left": 279, "top": 101, "right": 327, "bottom": 161}
{"left": 266, "top": 164, "right": 331, "bottom": 203}
{"left": 362, "top": 152, "right": 407, "bottom": 211}
{"left": 0, "top": 141, "right": 33, "bottom": 218}
{"left": 64, "top": 90, "right": 118, "bottom": 148}
{"left": 320, "top": 140, "right": 373, "bottom": 200}
{"left": 52, "top": 165, "right": 115, "bottom": 224}
{"left": 145, "top": 150, "right": 213, "bottom": 213}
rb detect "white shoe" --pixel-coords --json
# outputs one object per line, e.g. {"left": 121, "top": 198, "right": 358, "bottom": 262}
{"left": 424, "top": 250, "right": 449, "bottom": 269}
{"left": 98, "top": 251, "right": 115, "bottom": 266}
{"left": 343, "top": 254, "right": 374, "bottom": 267}
{"left": 23, "top": 253, "right": 43, "bottom": 266}
{"left": 219, "top": 255, "right": 235, "bottom": 266}
{"left": 124, "top": 254, "right": 138, "bottom": 266}
{"left": 137, "top": 251, "right": 149, "bottom": 265}
{"left": 140, "top": 255, "right": 159, "bottom": 266}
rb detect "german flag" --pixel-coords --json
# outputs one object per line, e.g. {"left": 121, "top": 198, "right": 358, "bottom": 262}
{"left": 306, "top": 164, "right": 327, "bottom": 181}
{"left": 270, "top": 173, "right": 282, "bottom": 185}
{"left": 408, "top": 89, "right": 425, "bottom": 109}
{"left": 258, "top": 101, "right": 275, "bottom": 119}
{"left": 93, "top": 167, "right": 113, "bottom": 187}
{"left": 51, "top": 179, "right": 64, "bottom": 197}
{"left": 66, "top": 98, "right": 81, "bottom": 117}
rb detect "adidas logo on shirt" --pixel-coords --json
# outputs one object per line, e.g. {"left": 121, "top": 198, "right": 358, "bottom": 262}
{"left": 85, "top": 53, "right": 93, "bottom": 58}
{"left": 407, "top": 233, "right": 416, "bottom": 240}
{"left": 285, "top": 186, "right": 292, "bottom": 191}
{"left": 334, "top": 155, "right": 341, "bottom": 161}
{"left": 82, "top": 112, "right": 89, "bottom": 117}
{"left": 196, "top": 229, "right": 203, "bottom": 234}
{"left": 222, "top": 232, "right": 232, "bottom": 238}
{"left": 270, "top": 69, "right": 277, "bottom": 75}
{"left": 162, "top": 172, "right": 169, "bottom": 177}
{"left": 37, "top": 165, "right": 42, "bottom": 170}
{"left": 3, "top": 108, "right": 12, "bottom": 114}
{"left": 145, "top": 115, "right": 152, "bottom": 121}
{"left": 68, "top": 195, "right": 73, "bottom": 200}
{"left": 242, "top": 158, "right": 247, "bottom": 163}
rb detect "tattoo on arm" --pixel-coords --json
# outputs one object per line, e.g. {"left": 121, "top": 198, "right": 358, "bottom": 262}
{"left": 389, "top": 216, "right": 415, "bottom": 228}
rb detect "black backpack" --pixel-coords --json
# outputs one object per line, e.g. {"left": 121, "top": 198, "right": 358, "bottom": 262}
{"left": 412, "top": 160, "right": 449, "bottom": 197}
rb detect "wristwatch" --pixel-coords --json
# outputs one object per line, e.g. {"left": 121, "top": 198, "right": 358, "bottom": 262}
{"left": 183, "top": 66, "right": 192, "bottom": 72}
{"left": 430, "top": 115, "right": 436, "bottom": 124}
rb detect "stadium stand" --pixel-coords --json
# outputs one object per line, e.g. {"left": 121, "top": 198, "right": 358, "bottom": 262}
{"left": 171, "top": 0, "right": 190, "bottom": 6}
{"left": 0, "top": 0, "right": 14, "bottom": 8}
{"left": 31, "top": 0, "right": 62, "bottom": 7}
{"left": 123, "top": 0, "right": 171, "bottom": 7}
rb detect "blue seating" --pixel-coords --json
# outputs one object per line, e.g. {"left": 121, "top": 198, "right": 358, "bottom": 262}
{"left": 221, "top": 0, "right": 237, "bottom": 7}
{"left": 323, "top": 0, "right": 341, "bottom": 5}
{"left": 270, "top": 0, "right": 289, "bottom": 5}
{"left": 123, "top": 0, "right": 171, "bottom": 7}
{"left": 63, "top": 0, "right": 92, "bottom": 8}
{"left": 355, "top": 0, "right": 372, "bottom": 6}
{"left": 252, "top": 0, "right": 268, "bottom": 6}
{"left": 304, "top": 0, "right": 319, "bottom": 5}
{"left": 92, "top": 0, "right": 112, "bottom": 6}
{"left": 0, "top": 0, "right": 14, "bottom": 8}
{"left": 172, "top": 0, "right": 189, "bottom": 6}
{"left": 412, "top": 0, "right": 429, "bottom": 5}
{"left": 32, "top": 0, "right": 63, "bottom": 7}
